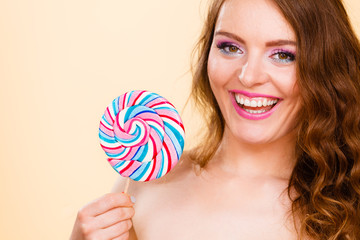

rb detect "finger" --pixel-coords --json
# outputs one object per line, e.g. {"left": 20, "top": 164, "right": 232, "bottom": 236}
{"left": 112, "top": 231, "right": 129, "bottom": 240}
{"left": 99, "top": 219, "right": 132, "bottom": 240}
{"left": 82, "top": 193, "right": 134, "bottom": 217}
{"left": 94, "top": 206, "right": 135, "bottom": 229}
{"left": 112, "top": 226, "right": 136, "bottom": 240}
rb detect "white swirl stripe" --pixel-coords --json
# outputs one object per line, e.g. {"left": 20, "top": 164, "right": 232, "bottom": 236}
{"left": 99, "top": 90, "right": 185, "bottom": 181}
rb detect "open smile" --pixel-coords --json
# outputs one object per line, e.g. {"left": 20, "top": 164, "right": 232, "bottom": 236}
{"left": 230, "top": 90, "right": 282, "bottom": 120}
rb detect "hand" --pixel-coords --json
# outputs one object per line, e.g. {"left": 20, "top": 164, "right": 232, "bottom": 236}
{"left": 70, "top": 193, "right": 135, "bottom": 240}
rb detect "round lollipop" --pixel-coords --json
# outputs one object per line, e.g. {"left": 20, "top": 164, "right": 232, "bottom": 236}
{"left": 99, "top": 90, "right": 185, "bottom": 183}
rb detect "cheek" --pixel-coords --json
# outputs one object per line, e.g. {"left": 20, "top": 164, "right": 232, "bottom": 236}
{"left": 272, "top": 68, "right": 298, "bottom": 99}
{"left": 207, "top": 51, "right": 229, "bottom": 112}
{"left": 291, "top": 83, "right": 300, "bottom": 100}
{"left": 207, "top": 50, "right": 219, "bottom": 85}
{"left": 280, "top": 76, "right": 302, "bottom": 120}
{"left": 207, "top": 49, "right": 232, "bottom": 87}
{"left": 286, "top": 77, "right": 299, "bottom": 101}
{"left": 290, "top": 84, "right": 302, "bottom": 115}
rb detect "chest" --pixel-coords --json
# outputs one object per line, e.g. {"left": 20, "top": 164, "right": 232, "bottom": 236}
{"left": 131, "top": 180, "right": 297, "bottom": 240}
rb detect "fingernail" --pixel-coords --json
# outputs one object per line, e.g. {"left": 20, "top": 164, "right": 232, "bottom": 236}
{"left": 130, "top": 196, "right": 136, "bottom": 203}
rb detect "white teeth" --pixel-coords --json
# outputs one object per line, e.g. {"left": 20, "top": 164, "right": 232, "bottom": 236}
{"left": 235, "top": 94, "right": 240, "bottom": 103}
{"left": 262, "top": 99, "right": 266, "bottom": 106}
{"left": 234, "top": 93, "right": 279, "bottom": 108}
{"left": 245, "top": 109, "right": 266, "bottom": 114}
{"left": 250, "top": 100, "right": 257, "bottom": 107}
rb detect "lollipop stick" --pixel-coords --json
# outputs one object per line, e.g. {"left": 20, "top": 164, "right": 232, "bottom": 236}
{"left": 123, "top": 177, "right": 130, "bottom": 194}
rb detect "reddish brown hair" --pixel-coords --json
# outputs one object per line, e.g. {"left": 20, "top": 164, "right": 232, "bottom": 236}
{"left": 190, "top": 0, "right": 360, "bottom": 239}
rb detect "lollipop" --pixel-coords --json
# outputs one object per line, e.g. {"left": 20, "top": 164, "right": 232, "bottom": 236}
{"left": 99, "top": 90, "right": 185, "bottom": 182}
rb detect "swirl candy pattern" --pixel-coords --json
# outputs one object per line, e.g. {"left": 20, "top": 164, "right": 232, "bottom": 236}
{"left": 99, "top": 90, "right": 185, "bottom": 181}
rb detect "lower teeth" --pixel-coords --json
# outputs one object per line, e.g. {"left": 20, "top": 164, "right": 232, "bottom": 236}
{"left": 244, "top": 109, "right": 267, "bottom": 114}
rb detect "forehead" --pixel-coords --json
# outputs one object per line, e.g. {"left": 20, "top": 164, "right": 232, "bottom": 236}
{"left": 215, "top": 0, "right": 295, "bottom": 43}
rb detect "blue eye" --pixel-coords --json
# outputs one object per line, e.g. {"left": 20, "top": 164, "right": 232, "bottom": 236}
{"left": 217, "top": 42, "right": 243, "bottom": 56}
{"left": 271, "top": 50, "right": 296, "bottom": 63}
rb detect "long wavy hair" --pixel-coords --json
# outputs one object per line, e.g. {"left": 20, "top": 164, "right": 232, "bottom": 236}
{"left": 190, "top": 0, "right": 360, "bottom": 239}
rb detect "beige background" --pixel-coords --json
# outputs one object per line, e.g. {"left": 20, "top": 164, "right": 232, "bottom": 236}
{"left": 1, "top": 0, "right": 359, "bottom": 239}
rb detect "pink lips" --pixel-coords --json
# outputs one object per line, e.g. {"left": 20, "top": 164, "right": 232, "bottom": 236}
{"left": 229, "top": 90, "right": 282, "bottom": 120}
{"left": 232, "top": 90, "right": 280, "bottom": 99}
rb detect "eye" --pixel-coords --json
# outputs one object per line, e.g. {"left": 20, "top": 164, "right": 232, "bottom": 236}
{"left": 270, "top": 50, "right": 296, "bottom": 64}
{"left": 216, "top": 42, "right": 244, "bottom": 56}
{"left": 228, "top": 46, "right": 239, "bottom": 53}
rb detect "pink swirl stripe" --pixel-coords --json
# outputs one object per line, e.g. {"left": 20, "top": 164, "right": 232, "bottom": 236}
{"left": 99, "top": 90, "right": 185, "bottom": 181}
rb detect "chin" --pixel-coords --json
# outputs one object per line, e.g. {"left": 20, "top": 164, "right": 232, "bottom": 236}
{"left": 231, "top": 125, "right": 289, "bottom": 146}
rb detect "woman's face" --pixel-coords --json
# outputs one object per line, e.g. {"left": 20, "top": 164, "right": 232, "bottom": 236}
{"left": 208, "top": 0, "right": 301, "bottom": 145}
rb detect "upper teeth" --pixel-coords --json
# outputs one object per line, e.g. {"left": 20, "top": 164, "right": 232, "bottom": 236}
{"left": 235, "top": 94, "right": 278, "bottom": 107}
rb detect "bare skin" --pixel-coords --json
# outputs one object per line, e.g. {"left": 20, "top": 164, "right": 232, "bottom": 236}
{"left": 71, "top": 0, "right": 305, "bottom": 238}
{"left": 114, "top": 153, "right": 299, "bottom": 240}
{"left": 70, "top": 193, "right": 135, "bottom": 240}
{"left": 119, "top": 0, "right": 303, "bottom": 233}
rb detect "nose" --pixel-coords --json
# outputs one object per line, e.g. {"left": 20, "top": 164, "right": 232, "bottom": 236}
{"left": 237, "top": 55, "right": 269, "bottom": 87}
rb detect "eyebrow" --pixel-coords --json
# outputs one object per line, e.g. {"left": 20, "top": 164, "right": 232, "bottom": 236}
{"left": 214, "top": 31, "right": 297, "bottom": 47}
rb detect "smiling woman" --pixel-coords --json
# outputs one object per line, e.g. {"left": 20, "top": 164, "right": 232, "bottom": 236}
{"left": 70, "top": 0, "right": 360, "bottom": 239}
{"left": 191, "top": 0, "right": 360, "bottom": 239}
{"left": 207, "top": 0, "right": 300, "bottom": 143}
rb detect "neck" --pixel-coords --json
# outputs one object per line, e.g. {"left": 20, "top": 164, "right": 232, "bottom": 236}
{"left": 210, "top": 128, "right": 297, "bottom": 180}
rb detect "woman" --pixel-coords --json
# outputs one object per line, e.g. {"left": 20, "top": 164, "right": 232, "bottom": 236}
{"left": 71, "top": 0, "right": 360, "bottom": 239}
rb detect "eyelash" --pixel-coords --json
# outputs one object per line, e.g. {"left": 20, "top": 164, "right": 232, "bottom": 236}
{"left": 216, "top": 42, "right": 296, "bottom": 64}
{"left": 270, "top": 50, "right": 296, "bottom": 63}
{"left": 216, "top": 42, "right": 243, "bottom": 56}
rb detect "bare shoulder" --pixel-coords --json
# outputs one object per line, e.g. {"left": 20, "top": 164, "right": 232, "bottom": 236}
{"left": 111, "top": 151, "right": 197, "bottom": 195}
{"left": 111, "top": 152, "right": 197, "bottom": 239}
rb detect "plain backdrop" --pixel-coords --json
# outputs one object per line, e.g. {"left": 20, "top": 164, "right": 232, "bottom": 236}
{"left": 1, "top": 0, "right": 359, "bottom": 239}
